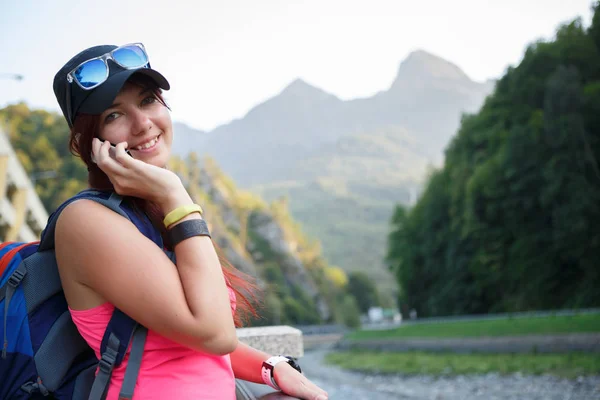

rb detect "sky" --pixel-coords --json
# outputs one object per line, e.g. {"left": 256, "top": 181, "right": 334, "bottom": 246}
{"left": 0, "top": 0, "right": 595, "bottom": 132}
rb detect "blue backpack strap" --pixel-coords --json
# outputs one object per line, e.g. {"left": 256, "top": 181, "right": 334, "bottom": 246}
{"left": 1, "top": 252, "right": 28, "bottom": 359}
{"left": 118, "top": 325, "right": 147, "bottom": 399}
{"left": 89, "top": 313, "right": 149, "bottom": 400}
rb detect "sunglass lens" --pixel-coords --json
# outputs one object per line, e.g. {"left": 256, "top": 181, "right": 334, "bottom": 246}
{"left": 113, "top": 45, "right": 148, "bottom": 68}
{"left": 73, "top": 59, "right": 108, "bottom": 88}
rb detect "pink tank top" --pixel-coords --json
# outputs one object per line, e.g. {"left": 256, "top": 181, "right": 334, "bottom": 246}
{"left": 69, "top": 289, "right": 237, "bottom": 400}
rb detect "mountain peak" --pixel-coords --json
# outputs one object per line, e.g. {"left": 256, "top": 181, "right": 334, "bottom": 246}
{"left": 280, "top": 78, "right": 327, "bottom": 96}
{"left": 272, "top": 78, "right": 341, "bottom": 105}
{"left": 391, "top": 49, "right": 471, "bottom": 87}
{"left": 285, "top": 78, "right": 311, "bottom": 89}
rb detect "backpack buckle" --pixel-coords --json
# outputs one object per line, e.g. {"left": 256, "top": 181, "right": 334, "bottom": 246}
{"left": 98, "top": 351, "right": 117, "bottom": 374}
{"left": 8, "top": 269, "right": 26, "bottom": 288}
{"left": 21, "top": 377, "right": 49, "bottom": 396}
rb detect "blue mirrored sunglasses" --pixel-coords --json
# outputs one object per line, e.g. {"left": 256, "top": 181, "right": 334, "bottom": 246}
{"left": 66, "top": 43, "right": 150, "bottom": 90}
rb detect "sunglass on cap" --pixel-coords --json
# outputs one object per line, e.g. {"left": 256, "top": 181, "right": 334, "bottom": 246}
{"left": 67, "top": 43, "right": 150, "bottom": 90}
{"left": 64, "top": 43, "right": 152, "bottom": 126}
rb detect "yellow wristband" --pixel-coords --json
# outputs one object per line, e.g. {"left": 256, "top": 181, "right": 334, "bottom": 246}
{"left": 163, "top": 204, "right": 203, "bottom": 227}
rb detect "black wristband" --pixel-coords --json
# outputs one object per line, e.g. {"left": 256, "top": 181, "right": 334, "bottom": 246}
{"left": 167, "top": 219, "right": 211, "bottom": 247}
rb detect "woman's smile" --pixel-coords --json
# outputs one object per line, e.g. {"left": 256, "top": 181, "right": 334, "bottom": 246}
{"left": 132, "top": 133, "right": 162, "bottom": 153}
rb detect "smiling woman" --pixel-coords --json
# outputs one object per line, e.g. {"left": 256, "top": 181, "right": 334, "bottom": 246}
{"left": 43, "top": 43, "right": 329, "bottom": 400}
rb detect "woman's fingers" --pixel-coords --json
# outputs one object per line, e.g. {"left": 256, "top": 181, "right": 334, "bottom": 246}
{"left": 302, "top": 379, "right": 328, "bottom": 400}
{"left": 90, "top": 138, "right": 182, "bottom": 201}
{"left": 91, "top": 137, "right": 102, "bottom": 163}
{"left": 279, "top": 372, "right": 328, "bottom": 400}
{"left": 93, "top": 138, "right": 129, "bottom": 176}
{"left": 298, "top": 381, "right": 328, "bottom": 400}
{"left": 93, "top": 138, "right": 112, "bottom": 165}
{"left": 113, "top": 141, "right": 136, "bottom": 166}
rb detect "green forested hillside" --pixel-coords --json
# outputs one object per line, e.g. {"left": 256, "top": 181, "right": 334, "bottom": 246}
{"left": 255, "top": 126, "right": 429, "bottom": 301}
{"left": 257, "top": 179, "right": 407, "bottom": 300}
{"left": 387, "top": 10, "right": 600, "bottom": 317}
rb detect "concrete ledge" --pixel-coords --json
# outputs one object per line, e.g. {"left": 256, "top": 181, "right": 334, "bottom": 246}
{"left": 237, "top": 325, "right": 304, "bottom": 358}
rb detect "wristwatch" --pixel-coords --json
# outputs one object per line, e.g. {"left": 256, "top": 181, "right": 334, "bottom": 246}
{"left": 261, "top": 355, "right": 302, "bottom": 390}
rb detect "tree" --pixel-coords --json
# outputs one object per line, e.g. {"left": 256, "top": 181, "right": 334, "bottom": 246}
{"left": 1, "top": 103, "right": 88, "bottom": 211}
{"left": 386, "top": 10, "right": 600, "bottom": 316}
{"left": 324, "top": 266, "right": 348, "bottom": 289}
{"left": 347, "top": 271, "right": 380, "bottom": 313}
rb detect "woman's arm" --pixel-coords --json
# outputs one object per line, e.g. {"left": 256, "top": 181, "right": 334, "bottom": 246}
{"left": 230, "top": 341, "right": 270, "bottom": 383}
{"left": 55, "top": 139, "right": 238, "bottom": 355}
{"left": 230, "top": 342, "right": 328, "bottom": 400}
{"left": 56, "top": 197, "right": 237, "bottom": 355}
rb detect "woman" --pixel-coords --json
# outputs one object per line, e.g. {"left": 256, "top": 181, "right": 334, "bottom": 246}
{"left": 51, "top": 43, "right": 328, "bottom": 400}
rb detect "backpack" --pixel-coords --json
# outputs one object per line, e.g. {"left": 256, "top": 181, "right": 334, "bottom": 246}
{"left": 0, "top": 189, "right": 173, "bottom": 400}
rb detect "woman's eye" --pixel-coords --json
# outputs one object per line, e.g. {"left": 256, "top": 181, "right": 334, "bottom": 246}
{"left": 142, "top": 96, "right": 157, "bottom": 105}
{"left": 104, "top": 112, "right": 119, "bottom": 123}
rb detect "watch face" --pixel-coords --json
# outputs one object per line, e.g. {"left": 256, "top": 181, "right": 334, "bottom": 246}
{"left": 285, "top": 356, "right": 302, "bottom": 373}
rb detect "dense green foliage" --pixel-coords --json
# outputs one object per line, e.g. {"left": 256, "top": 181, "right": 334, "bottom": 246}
{"left": 346, "top": 314, "right": 600, "bottom": 340}
{"left": 387, "top": 9, "right": 600, "bottom": 316}
{"left": 346, "top": 271, "right": 381, "bottom": 313}
{"left": 1, "top": 103, "right": 88, "bottom": 210}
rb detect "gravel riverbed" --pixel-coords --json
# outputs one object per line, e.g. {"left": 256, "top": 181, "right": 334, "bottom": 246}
{"left": 300, "top": 349, "right": 600, "bottom": 400}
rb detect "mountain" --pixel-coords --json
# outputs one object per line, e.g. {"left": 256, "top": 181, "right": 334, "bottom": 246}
{"left": 343, "top": 50, "right": 495, "bottom": 162}
{"left": 171, "top": 49, "right": 495, "bottom": 299}
{"left": 173, "top": 49, "right": 494, "bottom": 181}
{"left": 186, "top": 78, "right": 349, "bottom": 186}
{"left": 171, "top": 122, "right": 208, "bottom": 156}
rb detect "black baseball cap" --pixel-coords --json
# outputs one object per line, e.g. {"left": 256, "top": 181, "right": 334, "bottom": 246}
{"left": 53, "top": 44, "right": 170, "bottom": 128}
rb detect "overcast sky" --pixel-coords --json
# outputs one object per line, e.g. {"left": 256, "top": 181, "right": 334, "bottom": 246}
{"left": 0, "top": 0, "right": 594, "bottom": 131}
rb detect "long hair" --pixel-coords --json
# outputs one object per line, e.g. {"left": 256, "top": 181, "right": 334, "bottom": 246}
{"left": 68, "top": 75, "right": 260, "bottom": 327}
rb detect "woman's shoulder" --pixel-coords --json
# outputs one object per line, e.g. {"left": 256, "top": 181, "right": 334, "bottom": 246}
{"left": 54, "top": 192, "right": 137, "bottom": 245}
{"left": 57, "top": 195, "right": 119, "bottom": 228}
{"left": 54, "top": 191, "right": 163, "bottom": 257}
{"left": 54, "top": 190, "right": 150, "bottom": 233}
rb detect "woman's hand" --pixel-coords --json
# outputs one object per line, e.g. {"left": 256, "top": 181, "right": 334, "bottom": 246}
{"left": 92, "top": 138, "right": 189, "bottom": 210}
{"left": 273, "top": 362, "right": 328, "bottom": 400}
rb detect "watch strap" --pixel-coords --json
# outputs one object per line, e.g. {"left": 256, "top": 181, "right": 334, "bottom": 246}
{"left": 261, "top": 356, "right": 290, "bottom": 390}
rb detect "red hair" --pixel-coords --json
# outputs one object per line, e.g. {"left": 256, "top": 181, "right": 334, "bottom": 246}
{"left": 68, "top": 77, "right": 260, "bottom": 327}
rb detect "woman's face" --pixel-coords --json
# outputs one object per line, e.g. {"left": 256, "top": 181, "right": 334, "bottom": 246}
{"left": 97, "top": 82, "right": 172, "bottom": 168}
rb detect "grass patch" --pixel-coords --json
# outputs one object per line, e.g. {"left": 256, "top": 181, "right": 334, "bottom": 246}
{"left": 347, "top": 314, "right": 600, "bottom": 340}
{"left": 325, "top": 350, "right": 600, "bottom": 379}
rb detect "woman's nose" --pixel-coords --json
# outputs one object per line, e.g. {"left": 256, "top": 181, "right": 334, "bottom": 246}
{"left": 131, "top": 110, "right": 153, "bottom": 136}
